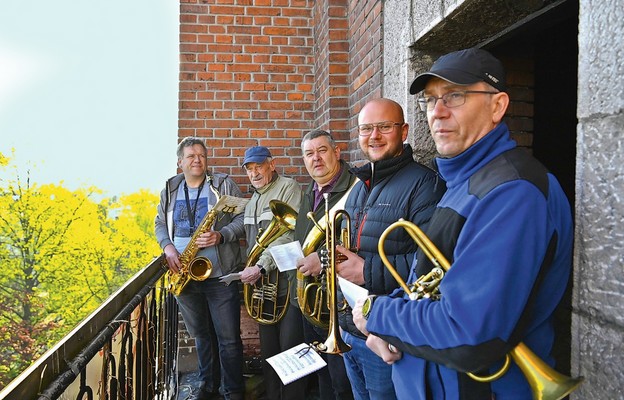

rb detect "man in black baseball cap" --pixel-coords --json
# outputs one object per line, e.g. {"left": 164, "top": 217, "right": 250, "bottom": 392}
{"left": 409, "top": 47, "right": 506, "bottom": 94}
{"left": 352, "top": 47, "right": 578, "bottom": 399}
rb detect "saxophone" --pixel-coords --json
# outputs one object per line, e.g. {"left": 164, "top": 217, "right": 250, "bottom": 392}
{"left": 167, "top": 177, "right": 221, "bottom": 296}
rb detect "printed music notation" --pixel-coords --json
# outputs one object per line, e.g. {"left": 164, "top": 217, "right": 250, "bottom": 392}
{"left": 266, "top": 343, "right": 327, "bottom": 385}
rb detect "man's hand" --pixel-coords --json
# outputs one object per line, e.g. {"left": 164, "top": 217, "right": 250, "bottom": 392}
{"left": 366, "top": 335, "right": 403, "bottom": 365}
{"left": 296, "top": 252, "right": 323, "bottom": 277}
{"left": 163, "top": 244, "right": 181, "bottom": 273}
{"left": 197, "top": 230, "right": 222, "bottom": 248}
{"left": 352, "top": 297, "right": 369, "bottom": 335}
{"left": 240, "top": 265, "right": 262, "bottom": 285}
{"left": 335, "top": 245, "right": 365, "bottom": 285}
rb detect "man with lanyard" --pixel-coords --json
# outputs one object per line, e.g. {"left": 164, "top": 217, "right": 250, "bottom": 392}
{"left": 155, "top": 137, "right": 246, "bottom": 400}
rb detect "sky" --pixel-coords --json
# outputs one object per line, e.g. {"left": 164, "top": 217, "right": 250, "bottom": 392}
{"left": 0, "top": 1, "right": 179, "bottom": 196}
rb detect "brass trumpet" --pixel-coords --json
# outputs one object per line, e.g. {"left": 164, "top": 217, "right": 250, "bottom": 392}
{"left": 378, "top": 219, "right": 583, "bottom": 400}
{"left": 311, "top": 193, "right": 351, "bottom": 354}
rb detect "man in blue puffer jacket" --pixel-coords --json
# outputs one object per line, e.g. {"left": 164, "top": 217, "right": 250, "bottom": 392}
{"left": 352, "top": 48, "right": 575, "bottom": 400}
{"left": 335, "top": 98, "right": 446, "bottom": 400}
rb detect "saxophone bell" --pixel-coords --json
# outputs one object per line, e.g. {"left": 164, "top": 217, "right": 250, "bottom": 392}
{"left": 188, "top": 256, "right": 213, "bottom": 281}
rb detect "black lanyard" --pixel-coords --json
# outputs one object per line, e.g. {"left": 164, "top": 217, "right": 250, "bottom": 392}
{"left": 184, "top": 179, "right": 205, "bottom": 234}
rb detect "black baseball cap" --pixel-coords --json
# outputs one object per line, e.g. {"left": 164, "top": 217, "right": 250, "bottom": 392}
{"left": 409, "top": 48, "right": 506, "bottom": 94}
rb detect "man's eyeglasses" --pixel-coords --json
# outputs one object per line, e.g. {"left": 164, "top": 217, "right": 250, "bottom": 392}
{"left": 357, "top": 121, "right": 404, "bottom": 136}
{"left": 416, "top": 90, "right": 499, "bottom": 112}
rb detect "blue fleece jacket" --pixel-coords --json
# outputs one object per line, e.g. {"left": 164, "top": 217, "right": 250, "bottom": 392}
{"left": 366, "top": 123, "right": 573, "bottom": 400}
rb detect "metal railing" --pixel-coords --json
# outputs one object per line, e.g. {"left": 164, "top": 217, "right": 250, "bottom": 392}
{"left": 0, "top": 255, "right": 178, "bottom": 400}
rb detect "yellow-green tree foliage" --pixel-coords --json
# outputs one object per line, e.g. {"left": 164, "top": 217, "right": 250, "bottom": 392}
{"left": 0, "top": 153, "right": 160, "bottom": 387}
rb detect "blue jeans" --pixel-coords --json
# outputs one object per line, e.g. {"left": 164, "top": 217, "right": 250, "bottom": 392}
{"left": 341, "top": 331, "right": 397, "bottom": 400}
{"left": 176, "top": 279, "right": 244, "bottom": 399}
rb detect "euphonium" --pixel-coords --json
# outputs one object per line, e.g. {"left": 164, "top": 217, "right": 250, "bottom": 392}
{"left": 166, "top": 178, "right": 221, "bottom": 296}
{"left": 378, "top": 219, "right": 583, "bottom": 400}
{"left": 297, "top": 179, "right": 358, "bottom": 328}
{"left": 312, "top": 193, "right": 351, "bottom": 354}
{"left": 243, "top": 200, "right": 297, "bottom": 325}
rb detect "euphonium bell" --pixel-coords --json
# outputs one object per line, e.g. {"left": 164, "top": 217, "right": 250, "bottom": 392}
{"left": 378, "top": 219, "right": 583, "bottom": 400}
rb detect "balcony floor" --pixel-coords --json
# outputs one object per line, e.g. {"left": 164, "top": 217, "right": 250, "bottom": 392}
{"left": 176, "top": 370, "right": 321, "bottom": 400}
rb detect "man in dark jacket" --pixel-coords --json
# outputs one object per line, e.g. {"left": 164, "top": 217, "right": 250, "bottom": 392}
{"left": 353, "top": 48, "right": 576, "bottom": 400}
{"left": 335, "top": 98, "right": 446, "bottom": 400}
{"left": 294, "top": 130, "right": 356, "bottom": 400}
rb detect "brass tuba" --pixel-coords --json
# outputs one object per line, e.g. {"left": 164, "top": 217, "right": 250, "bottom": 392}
{"left": 311, "top": 193, "right": 351, "bottom": 354}
{"left": 378, "top": 219, "right": 583, "bottom": 400}
{"left": 166, "top": 178, "right": 221, "bottom": 296}
{"left": 297, "top": 179, "right": 358, "bottom": 328}
{"left": 243, "top": 200, "right": 297, "bottom": 325}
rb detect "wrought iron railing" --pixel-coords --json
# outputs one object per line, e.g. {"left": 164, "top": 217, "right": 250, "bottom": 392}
{"left": 0, "top": 255, "right": 178, "bottom": 400}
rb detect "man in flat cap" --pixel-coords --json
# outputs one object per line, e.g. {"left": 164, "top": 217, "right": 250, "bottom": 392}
{"left": 239, "top": 146, "right": 306, "bottom": 400}
{"left": 352, "top": 48, "right": 577, "bottom": 399}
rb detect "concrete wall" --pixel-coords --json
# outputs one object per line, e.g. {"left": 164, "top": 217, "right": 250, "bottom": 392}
{"left": 573, "top": 0, "right": 624, "bottom": 397}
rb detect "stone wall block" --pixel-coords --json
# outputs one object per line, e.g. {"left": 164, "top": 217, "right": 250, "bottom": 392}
{"left": 575, "top": 116, "right": 624, "bottom": 325}
{"left": 577, "top": 0, "right": 624, "bottom": 118}
{"left": 572, "top": 310, "right": 624, "bottom": 398}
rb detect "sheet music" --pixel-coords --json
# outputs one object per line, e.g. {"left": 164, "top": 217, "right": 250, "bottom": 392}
{"left": 213, "top": 195, "right": 249, "bottom": 214}
{"left": 266, "top": 343, "right": 327, "bottom": 385}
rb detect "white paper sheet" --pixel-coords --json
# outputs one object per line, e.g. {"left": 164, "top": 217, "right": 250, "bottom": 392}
{"left": 338, "top": 276, "right": 369, "bottom": 308}
{"left": 268, "top": 241, "right": 304, "bottom": 272}
{"left": 266, "top": 343, "right": 327, "bottom": 385}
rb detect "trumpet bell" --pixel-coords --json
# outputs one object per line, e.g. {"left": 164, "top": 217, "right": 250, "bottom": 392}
{"left": 511, "top": 342, "right": 584, "bottom": 400}
{"left": 314, "top": 336, "right": 351, "bottom": 355}
{"left": 311, "top": 290, "right": 350, "bottom": 355}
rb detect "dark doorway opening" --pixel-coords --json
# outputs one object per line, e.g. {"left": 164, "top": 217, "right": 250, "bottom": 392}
{"left": 485, "top": 0, "right": 579, "bottom": 375}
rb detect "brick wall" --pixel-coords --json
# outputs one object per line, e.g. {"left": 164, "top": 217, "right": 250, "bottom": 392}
{"left": 500, "top": 54, "right": 535, "bottom": 152}
{"left": 311, "top": 0, "right": 351, "bottom": 152}
{"left": 178, "top": 0, "right": 390, "bottom": 188}
{"left": 179, "top": 0, "right": 316, "bottom": 194}
{"left": 346, "top": 0, "right": 383, "bottom": 160}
